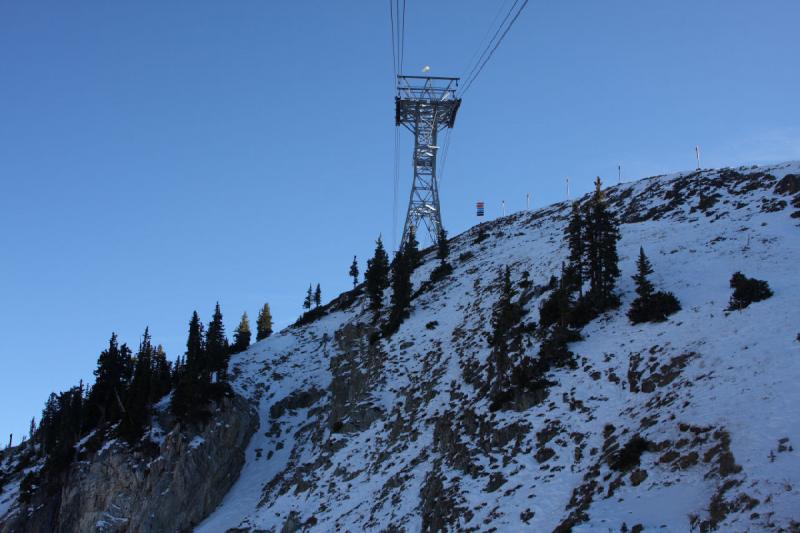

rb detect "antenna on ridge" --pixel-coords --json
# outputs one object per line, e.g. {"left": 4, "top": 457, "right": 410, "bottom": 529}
{"left": 695, "top": 145, "right": 701, "bottom": 170}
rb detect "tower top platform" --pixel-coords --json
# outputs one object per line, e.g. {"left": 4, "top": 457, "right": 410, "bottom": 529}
{"left": 395, "top": 75, "right": 461, "bottom": 129}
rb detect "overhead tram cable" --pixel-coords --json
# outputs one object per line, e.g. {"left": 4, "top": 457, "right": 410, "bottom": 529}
{"left": 460, "top": 0, "right": 530, "bottom": 96}
{"left": 389, "top": 0, "right": 406, "bottom": 248}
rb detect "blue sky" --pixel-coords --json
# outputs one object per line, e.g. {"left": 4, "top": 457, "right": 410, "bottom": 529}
{"left": 2, "top": 1, "right": 799, "bottom": 443}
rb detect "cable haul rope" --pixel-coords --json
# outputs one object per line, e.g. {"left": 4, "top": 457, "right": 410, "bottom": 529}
{"left": 460, "top": 0, "right": 530, "bottom": 95}
{"left": 388, "top": 0, "right": 407, "bottom": 248}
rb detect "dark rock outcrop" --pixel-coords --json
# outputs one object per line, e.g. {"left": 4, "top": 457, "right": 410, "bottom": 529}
{"left": 1, "top": 394, "right": 257, "bottom": 533}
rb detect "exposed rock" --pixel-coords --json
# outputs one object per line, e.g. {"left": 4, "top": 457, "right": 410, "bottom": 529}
{"left": 328, "top": 324, "right": 385, "bottom": 434}
{"left": 774, "top": 174, "right": 800, "bottom": 195}
{"left": 2, "top": 395, "right": 257, "bottom": 533}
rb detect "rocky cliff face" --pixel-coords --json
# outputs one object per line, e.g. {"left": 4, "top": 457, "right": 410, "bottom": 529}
{"left": 0, "top": 394, "right": 257, "bottom": 533}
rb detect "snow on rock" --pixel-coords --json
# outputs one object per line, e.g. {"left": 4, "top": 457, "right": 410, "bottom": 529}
{"left": 197, "top": 162, "right": 800, "bottom": 532}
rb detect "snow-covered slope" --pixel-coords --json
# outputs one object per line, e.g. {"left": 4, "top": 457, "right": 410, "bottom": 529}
{"left": 199, "top": 163, "right": 800, "bottom": 532}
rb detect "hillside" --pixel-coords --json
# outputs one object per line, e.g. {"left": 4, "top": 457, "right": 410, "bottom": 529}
{"left": 2, "top": 162, "right": 799, "bottom": 532}
{"left": 198, "top": 162, "right": 800, "bottom": 531}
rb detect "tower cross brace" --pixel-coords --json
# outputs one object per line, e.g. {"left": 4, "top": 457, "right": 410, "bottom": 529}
{"left": 395, "top": 75, "right": 461, "bottom": 247}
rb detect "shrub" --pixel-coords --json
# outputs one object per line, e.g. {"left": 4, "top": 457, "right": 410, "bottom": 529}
{"left": 628, "top": 291, "right": 681, "bottom": 324}
{"left": 473, "top": 227, "right": 490, "bottom": 244}
{"left": 569, "top": 294, "right": 601, "bottom": 328}
{"left": 538, "top": 326, "right": 581, "bottom": 370}
{"left": 292, "top": 306, "right": 328, "bottom": 327}
{"left": 429, "top": 261, "right": 453, "bottom": 282}
{"left": 728, "top": 272, "right": 773, "bottom": 310}
{"left": 537, "top": 290, "right": 561, "bottom": 329}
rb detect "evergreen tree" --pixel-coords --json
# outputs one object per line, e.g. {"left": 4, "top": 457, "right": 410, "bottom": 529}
{"left": 632, "top": 247, "right": 654, "bottom": 300}
{"left": 349, "top": 256, "right": 359, "bottom": 288}
{"left": 385, "top": 248, "right": 413, "bottom": 336}
{"left": 564, "top": 201, "right": 584, "bottom": 294}
{"left": 583, "top": 177, "right": 621, "bottom": 310}
{"left": 486, "top": 267, "right": 520, "bottom": 389}
{"left": 206, "top": 303, "right": 229, "bottom": 380}
{"left": 39, "top": 385, "right": 85, "bottom": 471}
{"left": 120, "top": 327, "right": 154, "bottom": 443}
{"left": 303, "top": 285, "right": 313, "bottom": 310}
{"left": 628, "top": 247, "right": 681, "bottom": 323}
{"left": 314, "top": 284, "right": 322, "bottom": 308}
{"left": 727, "top": 272, "right": 773, "bottom": 311}
{"left": 232, "top": 312, "right": 252, "bottom": 353}
{"left": 256, "top": 303, "right": 273, "bottom": 341}
{"left": 184, "top": 311, "right": 207, "bottom": 382}
{"left": 151, "top": 344, "right": 171, "bottom": 402}
{"left": 172, "top": 312, "right": 211, "bottom": 423}
{"left": 172, "top": 355, "right": 185, "bottom": 385}
{"left": 556, "top": 266, "right": 576, "bottom": 330}
{"left": 404, "top": 226, "right": 421, "bottom": 271}
{"left": 365, "top": 236, "right": 390, "bottom": 314}
{"left": 86, "top": 333, "right": 131, "bottom": 429}
{"left": 436, "top": 228, "right": 450, "bottom": 263}
{"left": 39, "top": 393, "right": 59, "bottom": 456}
{"left": 430, "top": 228, "right": 454, "bottom": 281}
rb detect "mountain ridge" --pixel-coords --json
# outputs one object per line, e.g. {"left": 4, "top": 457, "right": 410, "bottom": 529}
{"left": 199, "top": 161, "right": 800, "bottom": 531}
{"left": 2, "top": 161, "right": 799, "bottom": 532}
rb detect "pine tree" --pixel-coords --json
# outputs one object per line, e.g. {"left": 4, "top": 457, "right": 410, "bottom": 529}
{"left": 486, "top": 267, "right": 530, "bottom": 402}
{"left": 172, "top": 312, "right": 211, "bottom": 422}
{"left": 632, "top": 247, "right": 654, "bottom": 300}
{"left": 39, "top": 385, "right": 86, "bottom": 470}
{"left": 349, "top": 256, "right": 359, "bottom": 288}
{"left": 430, "top": 228, "right": 454, "bottom": 281}
{"left": 404, "top": 226, "right": 421, "bottom": 271}
{"left": 728, "top": 272, "right": 773, "bottom": 311}
{"left": 172, "top": 355, "right": 184, "bottom": 385}
{"left": 487, "top": 267, "right": 515, "bottom": 350}
{"left": 232, "top": 312, "right": 252, "bottom": 353}
{"left": 256, "top": 303, "right": 273, "bottom": 341}
{"left": 365, "top": 236, "right": 390, "bottom": 314}
{"left": 437, "top": 228, "right": 450, "bottom": 263}
{"left": 120, "top": 327, "right": 154, "bottom": 443}
{"left": 303, "top": 285, "right": 313, "bottom": 310}
{"left": 86, "top": 333, "right": 131, "bottom": 429}
{"left": 385, "top": 248, "right": 413, "bottom": 336}
{"left": 314, "top": 284, "right": 322, "bottom": 308}
{"left": 206, "top": 303, "right": 229, "bottom": 380}
{"left": 564, "top": 201, "right": 584, "bottom": 294}
{"left": 628, "top": 247, "right": 681, "bottom": 323}
{"left": 151, "top": 344, "right": 171, "bottom": 402}
{"left": 185, "top": 311, "right": 207, "bottom": 382}
{"left": 583, "top": 177, "right": 621, "bottom": 310}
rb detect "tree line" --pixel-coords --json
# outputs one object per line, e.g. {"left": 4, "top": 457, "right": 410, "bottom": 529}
{"left": 18, "top": 300, "right": 274, "bottom": 498}
{"left": 485, "top": 177, "right": 683, "bottom": 410}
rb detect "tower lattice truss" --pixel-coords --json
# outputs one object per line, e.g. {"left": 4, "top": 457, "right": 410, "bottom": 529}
{"left": 395, "top": 76, "right": 461, "bottom": 247}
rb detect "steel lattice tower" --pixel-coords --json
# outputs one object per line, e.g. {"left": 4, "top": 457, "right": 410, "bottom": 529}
{"left": 395, "top": 75, "right": 461, "bottom": 247}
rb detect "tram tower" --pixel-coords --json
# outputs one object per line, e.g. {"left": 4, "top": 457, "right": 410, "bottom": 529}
{"left": 395, "top": 75, "right": 461, "bottom": 247}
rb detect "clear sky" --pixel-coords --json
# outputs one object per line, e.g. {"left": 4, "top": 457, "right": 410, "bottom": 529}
{"left": 2, "top": 1, "right": 799, "bottom": 443}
